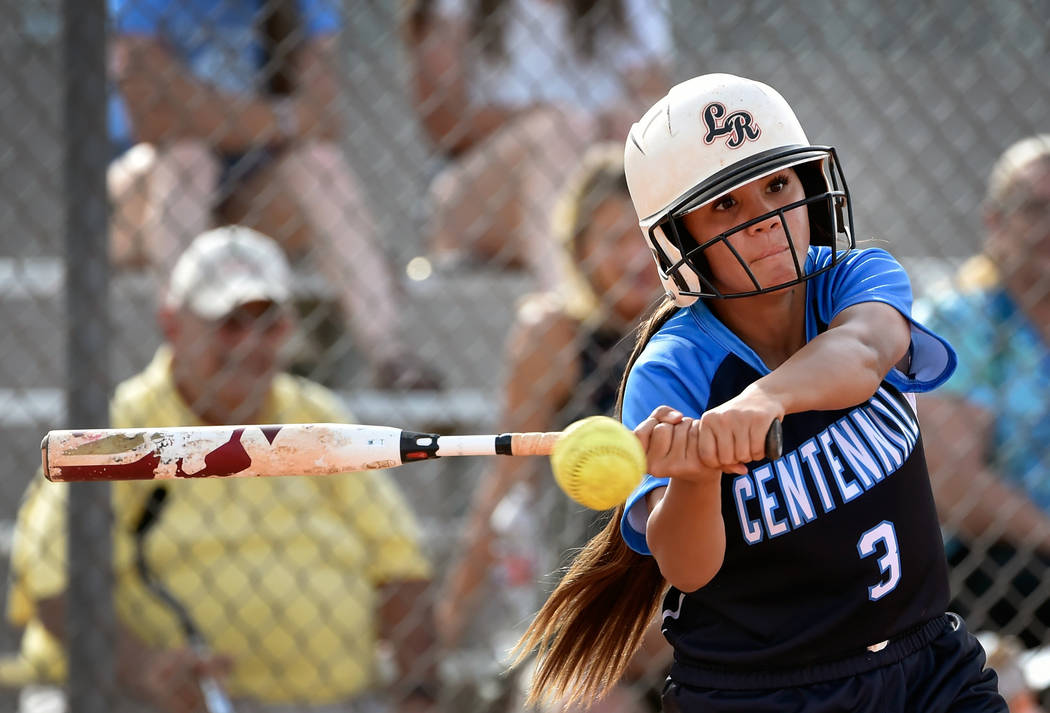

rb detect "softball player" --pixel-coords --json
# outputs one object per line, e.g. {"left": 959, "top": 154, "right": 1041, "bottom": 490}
{"left": 515, "top": 74, "right": 1008, "bottom": 712}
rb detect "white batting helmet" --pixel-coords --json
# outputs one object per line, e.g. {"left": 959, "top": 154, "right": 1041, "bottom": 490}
{"left": 624, "top": 73, "right": 855, "bottom": 305}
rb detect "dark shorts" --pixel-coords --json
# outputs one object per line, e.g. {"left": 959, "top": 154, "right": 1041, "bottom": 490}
{"left": 661, "top": 614, "right": 1006, "bottom": 713}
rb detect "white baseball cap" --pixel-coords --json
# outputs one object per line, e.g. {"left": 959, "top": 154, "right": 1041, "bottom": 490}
{"left": 165, "top": 226, "right": 292, "bottom": 319}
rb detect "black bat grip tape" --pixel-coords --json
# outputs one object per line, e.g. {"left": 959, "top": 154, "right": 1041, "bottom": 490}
{"left": 765, "top": 418, "right": 783, "bottom": 460}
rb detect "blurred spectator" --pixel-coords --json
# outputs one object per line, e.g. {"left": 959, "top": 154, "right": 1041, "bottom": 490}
{"left": 402, "top": 0, "right": 671, "bottom": 290}
{"left": 917, "top": 135, "right": 1050, "bottom": 649}
{"left": 5, "top": 227, "right": 441, "bottom": 713}
{"left": 436, "top": 144, "right": 669, "bottom": 712}
{"left": 979, "top": 632, "right": 1047, "bottom": 713}
{"left": 107, "top": 0, "right": 439, "bottom": 389}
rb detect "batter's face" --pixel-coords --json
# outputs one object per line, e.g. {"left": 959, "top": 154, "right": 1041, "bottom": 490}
{"left": 166, "top": 300, "right": 293, "bottom": 421}
{"left": 578, "top": 195, "right": 660, "bottom": 324}
{"left": 681, "top": 169, "right": 810, "bottom": 296}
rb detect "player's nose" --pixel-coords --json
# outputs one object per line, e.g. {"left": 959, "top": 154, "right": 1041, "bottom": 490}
{"left": 744, "top": 213, "right": 782, "bottom": 236}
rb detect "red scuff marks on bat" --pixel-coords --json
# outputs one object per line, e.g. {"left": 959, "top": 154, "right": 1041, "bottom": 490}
{"left": 260, "top": 426, "right": 282, "bottom": 445}
{"left": 56, "top": 451, "right": 162, "bottom": 481}
{"left": 175, "top": 428, "right": 252, "bottom": 478}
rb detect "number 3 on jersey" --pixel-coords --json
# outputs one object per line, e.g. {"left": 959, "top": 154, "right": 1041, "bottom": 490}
{"left": 857, "top": 521, "right": 900, "bottom": 601}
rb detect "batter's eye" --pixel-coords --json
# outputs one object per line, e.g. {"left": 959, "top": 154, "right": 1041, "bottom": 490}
{"left": 713, "top": 195, "right": 736, "bottom": 211}
{"left": 768, "top": 174, "right": 790, "bottom": 193}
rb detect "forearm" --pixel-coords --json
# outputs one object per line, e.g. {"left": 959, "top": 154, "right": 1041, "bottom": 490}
{"left": 753, "top": 322, "right": 905, "bottom": 415}
{"left": 646, "top": 480, "right": 726, "bottom": 592}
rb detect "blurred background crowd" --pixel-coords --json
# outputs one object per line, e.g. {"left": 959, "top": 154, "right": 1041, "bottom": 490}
{"left": 0, "top": 0, "right": 1048, "bottom": 711}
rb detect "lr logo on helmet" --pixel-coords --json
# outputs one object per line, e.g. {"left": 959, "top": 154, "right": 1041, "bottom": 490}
{"left": 701, "top": 102, "right": 761, "bottom": 148}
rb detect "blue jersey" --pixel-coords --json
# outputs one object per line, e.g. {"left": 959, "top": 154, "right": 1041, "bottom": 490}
{"left": 108, "top": 0, "right": 341, "bottom": 146}
{"left": 619, "top": 247, "right": 957, "bottom": 671}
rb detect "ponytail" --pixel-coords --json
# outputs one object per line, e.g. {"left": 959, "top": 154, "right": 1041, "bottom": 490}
{"left": 513, "top": 297, "right": 681, "bottom": 707}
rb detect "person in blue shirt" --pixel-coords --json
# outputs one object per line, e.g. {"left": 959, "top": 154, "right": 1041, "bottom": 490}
{"left": 512, "top": 74, "right": 1007, "bottom": 713}
{"left": 107, "top": 0, "right": 439, "bottom": 389}
{"left": 916, "top": 135, "right": 1050, "bottom": 652}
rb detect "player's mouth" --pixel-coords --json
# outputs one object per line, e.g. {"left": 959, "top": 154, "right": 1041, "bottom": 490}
{"left": 750, "top": 246, "right": 789, "bottom": 263}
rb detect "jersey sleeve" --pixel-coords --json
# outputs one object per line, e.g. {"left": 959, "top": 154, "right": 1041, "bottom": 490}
{"left": 816, "top": 247, "right": 956, "bottom": 393}
{"left": 618, "top": 337, "right": 708, "bottom": 556}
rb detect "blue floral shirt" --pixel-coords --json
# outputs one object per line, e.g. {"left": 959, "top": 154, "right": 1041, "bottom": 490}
{"left": 915, "top": 262, "right": 1050, "bottom": 511}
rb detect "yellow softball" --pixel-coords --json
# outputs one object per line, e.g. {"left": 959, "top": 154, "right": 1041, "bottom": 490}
{"left": 550, "top": 416, "right": 647, "bottom": 511}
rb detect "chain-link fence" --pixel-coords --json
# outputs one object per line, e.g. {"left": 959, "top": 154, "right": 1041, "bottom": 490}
{"left": 1, "top": 0, "right": 1048, "bottom": 711}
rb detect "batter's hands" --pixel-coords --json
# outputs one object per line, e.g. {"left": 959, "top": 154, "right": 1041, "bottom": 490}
{"left": 696, "top": 387, "right": 784, "bottom": 474}
{"left": 635, "top": 391, "right": 783, "bottom": 479}
{"left": 634, "top": 406, "right": 721, "bottom": 483}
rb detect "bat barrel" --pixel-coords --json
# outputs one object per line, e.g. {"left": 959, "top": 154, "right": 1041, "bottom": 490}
{"left": 42, "top": 424, "right": 407, "bottom": 482}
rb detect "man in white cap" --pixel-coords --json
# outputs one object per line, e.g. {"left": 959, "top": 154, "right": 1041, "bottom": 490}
{"left": 159, "top": 224, "right": 298, "bottom": 426}
{"left": 7, "top": 227, "right": 442, "bottom": 713}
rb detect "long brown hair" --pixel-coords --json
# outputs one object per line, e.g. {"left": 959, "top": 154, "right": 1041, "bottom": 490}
{"left": 513, "top": 297, "right": 680, "bottom": 707}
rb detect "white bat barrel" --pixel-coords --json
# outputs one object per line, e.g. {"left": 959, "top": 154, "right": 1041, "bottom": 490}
{"left": 43, "top": 424, "right": 406, "bottom": 482}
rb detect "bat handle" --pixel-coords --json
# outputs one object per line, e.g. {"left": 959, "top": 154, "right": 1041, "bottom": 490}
{"left": 765, "top": 418, "right": 783, "bottom": 460}
{"left": 507, "top": 431, "right": 561, "bottom": 456}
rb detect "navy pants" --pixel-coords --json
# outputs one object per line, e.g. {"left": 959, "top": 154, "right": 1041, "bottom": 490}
{"left": 662, "top": 614, "right": 1006, "bottom": 713}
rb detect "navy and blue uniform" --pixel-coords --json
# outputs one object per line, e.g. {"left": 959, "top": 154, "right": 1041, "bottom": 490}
{"left": 619, "top": 247, "right": 1005, "bottom": 712}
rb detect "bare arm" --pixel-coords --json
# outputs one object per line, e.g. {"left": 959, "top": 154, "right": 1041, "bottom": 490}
{"left": 695, "top": 302, "right": 912, "bottom": 471}
{"left": 635, "top": 408, "right": 725, "bottom": 592}
{"left": 919, "top": 393, "right": 1050, "bottom": 553}
{"left": 757, "top": 301, "right": 912, "bottom": 415}
{"left": 437, "top": 302, "right": 578, "bottom": 644}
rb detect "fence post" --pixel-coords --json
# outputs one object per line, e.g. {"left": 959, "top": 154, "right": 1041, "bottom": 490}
{"left": 62, "top": 0, "right": 113, "bottom": 710}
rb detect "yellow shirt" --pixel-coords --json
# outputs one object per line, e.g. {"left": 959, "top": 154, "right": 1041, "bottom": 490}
{"left": 8, "top": 347, "right": 431, "bottom": 703}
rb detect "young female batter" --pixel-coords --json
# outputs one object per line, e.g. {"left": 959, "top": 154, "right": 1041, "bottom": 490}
{"left": 514, "top": 74, "right": 1007, "bottom": 713}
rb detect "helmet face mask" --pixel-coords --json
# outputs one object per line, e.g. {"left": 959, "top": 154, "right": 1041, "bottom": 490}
{"left": 649, "top": 148, "right": 855, "bottom": 300}
{"left": 625, "top": 75, "right": 857, "bottom": 305}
